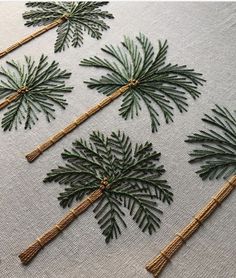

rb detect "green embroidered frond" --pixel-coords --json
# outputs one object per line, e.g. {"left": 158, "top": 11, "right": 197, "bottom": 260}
{"left": 186, "top": 105, "right": 236, "bottom": 180}
{"left": 0, "top": 55, "right": 73, "bottom": 131}
{"left": 80, "top": 33, "right": 205, "bottom": 132}
{"left": 44, "top": 130, "right": 173, "bottom": 242}
{"left": 23, "top": 2, "right": 114, "bottom": 53}
{"left": 93, "top": 194, "right": 127, "bottom": 243}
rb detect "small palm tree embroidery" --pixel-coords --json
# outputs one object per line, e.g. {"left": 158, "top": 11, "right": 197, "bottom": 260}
{"left": 0, "top": 2, "right": 114, "bottom": 58}
{"left": 26, "top": 33, "right": 205, "bottom": 162}
{"left": 0, "top": 55, "right": 73, "bottom": 131}
{"left": 19, "top": 131, "right": 173, "bottom": 264}
{"left": 186, "top": 105, "right": 236, "bottom": 180}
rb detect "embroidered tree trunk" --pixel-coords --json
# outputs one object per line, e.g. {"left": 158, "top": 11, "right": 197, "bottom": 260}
{"left": 146, "top": 175, "right": 236, "bottom": 278}
{"left": 26, "top": 81, "right": 136, "bottom": 162}
{"left": 0, "top": 17, "right": 66, "bottom": 59}
{"left": 19, "top": 178, "right": 110, "bottom": 265}
{"left": 0, "top": 86, "right": 29, "bottom": 110}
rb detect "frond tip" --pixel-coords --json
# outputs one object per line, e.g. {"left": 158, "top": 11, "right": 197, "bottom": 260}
{"left": 23, "top": 1, "right": 114, "bottom": 52}
{"left": 80, "top": 33, "right": 205, "bottom": 133}
{"left": 0, "top": 55, "right": 73, "bottom": 131}
{"left": 44, "top": 130, "right": 173, "bottom": 242}
{"left": 186, "top": 105, "right": 236, "bottom": 180}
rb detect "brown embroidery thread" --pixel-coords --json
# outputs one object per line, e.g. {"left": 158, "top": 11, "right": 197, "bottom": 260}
{"left": 0, "top": 16, "right": 67, "bottom": 59}
{"left": 26, "top": 80, "right": 138, "bottom": 162}
{"left": 0, "top": 86, "right": 29, "bottom": 110}
{"left": 146, "top": 175, "right": 236, "bottom": 277}
{"left": 19, "top": 177, "right": 110, "bottom": 265}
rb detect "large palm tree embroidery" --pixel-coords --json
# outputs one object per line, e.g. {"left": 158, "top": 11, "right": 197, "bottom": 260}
{"left": 26, "top": 33, "right": 205, "bottom": 162}
{"left": 80, "top": 34, "right": 205, "bottom": 132}
{"left": 19, "top": 130, "right": 173, "bottom": 264}
{"left": 0, "top": 2, "right": 114, "bottom": 58}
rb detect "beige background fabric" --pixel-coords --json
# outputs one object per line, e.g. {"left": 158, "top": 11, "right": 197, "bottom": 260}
{"left": 0, "top": 1, "right": 235, "bottom": 278}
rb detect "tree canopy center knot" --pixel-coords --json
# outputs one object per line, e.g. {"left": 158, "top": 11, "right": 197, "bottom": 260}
{"left": 128, "top": 79, "right": 139, "bottom": 88}
{"left": 17, "top": 86, "right": 29, "bottom": 95}
{"left": 100, "top": 177, "right": 110, "bottom": 191}
{"left": 61, "top": 13, "right": 70, "bottom": 20}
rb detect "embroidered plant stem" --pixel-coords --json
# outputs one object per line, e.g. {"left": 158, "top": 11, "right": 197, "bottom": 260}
{"left": 26, "top": 81, "right": 136, "bottom": 162}
{"left": 19, "top": 178, "right": 110, "bottom": 265}
{"left": 0, "top": 86, "right": 29, "bottom": 110}
{"left": 0, "top": 17, "right": 66, "bottom": 59}
{"left": 145, "top": 175, "right": 236, "bottom": 278}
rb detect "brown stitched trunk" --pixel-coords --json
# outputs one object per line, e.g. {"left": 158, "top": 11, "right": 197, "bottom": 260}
{"left": 19, "top": 182, "right": 108, "bottom": 265}
{"left": 145, "top": 175, "right": 236, "bottom": 278}
{"left": 0, "top": 17, "right": 65, "bottom": 59}
{"left": 0, "top": 86, "right": 29, "bottom": 110}
{"left": 0, "top": 92, "right": 20, "bottom": 110}
{"left": 25, "top": 83, "right": 131, "bottom": 162}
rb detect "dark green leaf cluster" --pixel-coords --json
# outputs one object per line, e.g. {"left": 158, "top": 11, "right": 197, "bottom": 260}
{"left": 0, "top": 55, "right": 73, "bottom": 131}
{"left": 186, "top": 105, "right": 236, "bottom": 180}
{"left": 44, "top": 131, "right": 173, "bottom": 243}
{"left": 23, "top": 2, "right": 114, "bottom": 52}
{"left": 80, "top": 33, "right": 205, "bottom": 132}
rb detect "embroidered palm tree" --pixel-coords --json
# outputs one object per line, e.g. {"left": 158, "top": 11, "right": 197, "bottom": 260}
{"left": 0, "top": 2, "right": 113, "bottom": 58}
{"left": 186, "top": 105, "right": 236, "bottom": 180}
{"left": 19, "top": 130, "right": 173, "bottom": 264}
{"left": 0, "top": 55, "right": 73, "bottom": 131}
{"left": 26, "top": 33, "right": 205, "bottom": 162}
{"left": 81, "top": 34, "right": 205, "bottom": 132}
{"left": 147, "top": 106, "right": 236, "bottom": 277}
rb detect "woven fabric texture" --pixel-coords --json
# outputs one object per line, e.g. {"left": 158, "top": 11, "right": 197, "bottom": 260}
{"left": 0, "top": 2, "right": 235, "bottom": 278}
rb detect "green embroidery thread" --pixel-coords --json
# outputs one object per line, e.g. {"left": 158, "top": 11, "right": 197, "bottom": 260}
{"left": 186, "top": 105, "right": 236, "bottom": 180}
{"left": 0, "top": 55, "right": 73, "bottom": 131}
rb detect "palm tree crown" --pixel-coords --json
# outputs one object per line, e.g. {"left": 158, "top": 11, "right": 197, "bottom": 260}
{"left": 44, "top": 130, "right": 173, "bottom": 243}
{"left": 80, "top": 33, "right": 205, "bottom": 132}
{"left": 23, "top": 1, "right": 114, "bottom": 52}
